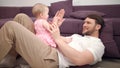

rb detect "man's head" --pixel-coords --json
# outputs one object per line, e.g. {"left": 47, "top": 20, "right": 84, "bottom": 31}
{"left": 82, "top": 14, "right": 105, "bottom": 36}
{"left": 32, "top": 3, "right": 49, "bottom": 19}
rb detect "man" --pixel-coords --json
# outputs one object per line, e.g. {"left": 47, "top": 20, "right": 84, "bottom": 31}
{"left": 0, "top": 13, "right": 105, "bottom": 68}
{"left": 49, "top": 14, "right": 105, "bottom": 68}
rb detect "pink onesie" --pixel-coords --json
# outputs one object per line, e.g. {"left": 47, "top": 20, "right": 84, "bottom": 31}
{"left": 34, "top": 19, "right": 56, "bottom": 48}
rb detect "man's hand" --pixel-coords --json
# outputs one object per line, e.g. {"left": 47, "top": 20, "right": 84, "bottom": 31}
{"left": 48, "top": 23, "right": 61, "bottom": 40}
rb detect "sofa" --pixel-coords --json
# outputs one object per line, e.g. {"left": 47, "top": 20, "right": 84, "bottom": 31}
{"left": 0, "top": 0, "right": 120, "bottom": 68}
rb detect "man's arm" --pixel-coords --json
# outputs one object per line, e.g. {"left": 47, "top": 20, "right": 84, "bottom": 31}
{"left": 55, "top": 37, "right": 94, "bottom": 66}
{"left": 48, "top": 24, "right": 94, "bottom": 66}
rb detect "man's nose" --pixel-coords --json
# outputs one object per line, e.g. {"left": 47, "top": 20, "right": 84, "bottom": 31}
{"left": 83, "top": 23, "right": 87, "bottom": 27}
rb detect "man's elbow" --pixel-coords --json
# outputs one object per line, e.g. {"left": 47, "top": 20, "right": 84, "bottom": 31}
{"left": 71, "top": 58, "right": 93, "bottom": 66}
{"left": 71, "top": 58, "right": 85, "bottom": 66}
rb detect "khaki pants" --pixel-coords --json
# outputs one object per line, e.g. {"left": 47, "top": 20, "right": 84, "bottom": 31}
{"left": 0, "top": 13, "right": 58, "bottom": 68}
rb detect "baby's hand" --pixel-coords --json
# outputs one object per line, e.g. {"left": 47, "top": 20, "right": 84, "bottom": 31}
{"left": 58, "top": 9, "right": 65, "bottom": 19}
{"left": 53, "top": 9, "right": 65, "bottom": 26}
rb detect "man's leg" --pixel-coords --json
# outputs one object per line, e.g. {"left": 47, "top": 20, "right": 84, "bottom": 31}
{"left": 0, "top": 21, "right": 58, "bottom": 68}
{"left": 0, "top": 47, "right": 17, "bottom": 67}
{"left": 0, "top": 13, "right": 35, "bottom": 67}
{"left": 13, "top": 13, "right": 35, "bottom": 33}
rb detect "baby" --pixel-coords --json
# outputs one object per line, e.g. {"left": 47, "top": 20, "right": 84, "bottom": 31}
{"left": 32, "top": 3, "right": 65, "bottom": 47}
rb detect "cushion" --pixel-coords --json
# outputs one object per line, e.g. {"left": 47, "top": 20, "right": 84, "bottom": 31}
{"left": 50, "top": 0, "right": 72, "bottom": 18}
{"left": 104, "top": 18, "right": 120, "bottom": 36}
{"left": 100, "top": 20, "right": 120, "bottom": 58}
{"left": 0, "top": 7, "right": 20, "bottom": 19}
{"left": 20, "top": 7, "right": 33, "bottom": 17}
{"left": 60, "top": 18, "right": 83, "bottom": 34}
{"left": 70, "top": 10, "right": 106, "bottom": 19}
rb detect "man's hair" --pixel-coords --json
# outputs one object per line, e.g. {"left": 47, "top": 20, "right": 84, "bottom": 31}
{"left": 86, "top": 14, "right": 105, "bottom": 34}
{"left": 32, "top": 3, "right": 48, "bottom": 17}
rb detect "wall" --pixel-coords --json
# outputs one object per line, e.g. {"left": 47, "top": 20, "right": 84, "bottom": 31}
{"left": 73, "top": 0, "right": 120, "bottom": 6}
{"left": 0, "top": 0, "right": 120, "bottom": 7}
{"left": 0, "top": 0, "right": 65, "bottom": 6}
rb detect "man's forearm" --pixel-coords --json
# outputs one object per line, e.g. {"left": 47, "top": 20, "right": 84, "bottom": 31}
{"left": 55, "top": 37, "right": 94, "bottom": 66}
{"left": 55, "top": 38, "right": 82, "bottom": 65}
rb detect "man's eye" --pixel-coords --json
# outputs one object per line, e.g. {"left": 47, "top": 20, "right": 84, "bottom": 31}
{"left": 87, "top": 22, "right": 91, "bottom": 24}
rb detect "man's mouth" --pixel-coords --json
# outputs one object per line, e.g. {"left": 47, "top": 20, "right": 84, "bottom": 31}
{"left": 83, "top": 27, "right": 88, "bottom": 31}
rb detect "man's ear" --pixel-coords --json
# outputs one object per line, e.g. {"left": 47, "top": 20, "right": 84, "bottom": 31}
{"left": 96, "top": 24, "right": 101, "bottom": 31}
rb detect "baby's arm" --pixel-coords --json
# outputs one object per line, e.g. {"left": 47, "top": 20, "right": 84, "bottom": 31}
{"left": 42, "top": 20, "right": 51, "bottom": 32}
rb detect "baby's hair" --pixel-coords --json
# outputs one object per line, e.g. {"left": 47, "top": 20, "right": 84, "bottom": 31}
{"left": 32, "top": 3, "right": 48, "bottom": 17}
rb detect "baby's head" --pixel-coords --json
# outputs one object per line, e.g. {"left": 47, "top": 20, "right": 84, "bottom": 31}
{"left": 32, "top": 3, "right": 49, "bottom": 19}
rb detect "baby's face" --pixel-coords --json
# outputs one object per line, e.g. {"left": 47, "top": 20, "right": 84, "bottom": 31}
{"left": 42, "top": 7, "right": 49, "bottom": 20}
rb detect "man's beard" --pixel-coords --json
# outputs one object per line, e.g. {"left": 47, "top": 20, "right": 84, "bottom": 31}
{"left": 82, "top": 28, "right": 96, "bottom": 35}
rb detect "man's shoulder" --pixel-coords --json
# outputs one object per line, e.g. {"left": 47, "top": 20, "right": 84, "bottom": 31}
{"left": 71, "top": 34, "right": 83, "bottom": 39}
{"left": 72, "top": 34, "right": 82, "bottom": 37}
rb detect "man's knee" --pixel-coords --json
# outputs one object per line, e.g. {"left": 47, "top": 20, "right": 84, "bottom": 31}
{"left": 13, "top": 13, "right": 35, "bottom": 33}
{"left": 3, "top": 21, "right": 19, "bottom": 28}
{"left": 14, "top": 13, "right": 28, "bottom": 18}
{"left": 13, "top": 13, "right": 30, "bottom": 21}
